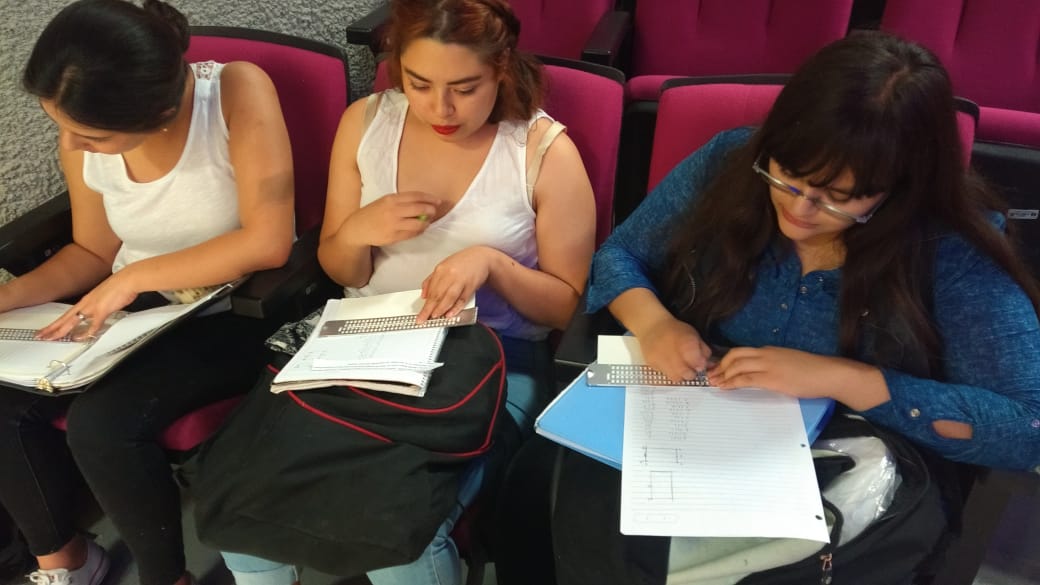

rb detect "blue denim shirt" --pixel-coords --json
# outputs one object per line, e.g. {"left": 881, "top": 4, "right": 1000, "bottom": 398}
{"left": 589, "top": 128, "right": 1040, "bottom": 472}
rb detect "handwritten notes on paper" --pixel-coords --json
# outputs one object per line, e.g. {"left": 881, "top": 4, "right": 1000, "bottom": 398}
{"left": 620, "top": 386, "right": 829, "bottom": 542}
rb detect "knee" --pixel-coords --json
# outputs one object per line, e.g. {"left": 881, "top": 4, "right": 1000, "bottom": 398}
{"left": 64, "top": 391, "right": 134, "bottom": 451}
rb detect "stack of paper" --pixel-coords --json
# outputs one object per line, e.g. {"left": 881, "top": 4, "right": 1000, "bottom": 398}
{"left": 536, "top": 334, "right": 833, "bottom": 542}
{"left": 271, "top": 290, "right": 476, "bottom": 397}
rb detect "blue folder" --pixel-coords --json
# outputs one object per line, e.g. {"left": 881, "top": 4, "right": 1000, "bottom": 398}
{"left": 535, "top": 368, "right": 835, "bottom": 470}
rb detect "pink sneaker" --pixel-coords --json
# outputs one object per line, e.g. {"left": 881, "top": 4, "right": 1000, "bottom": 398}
{"left": 27, "top": 539, "right": 109, "bottom": 585}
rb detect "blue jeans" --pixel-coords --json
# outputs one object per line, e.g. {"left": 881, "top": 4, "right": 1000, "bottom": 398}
{"left": 221, "top": 553, "right": 299, "bottom": 585}
{"left": 221, "top": 336, "right": 552, "bottom": 585}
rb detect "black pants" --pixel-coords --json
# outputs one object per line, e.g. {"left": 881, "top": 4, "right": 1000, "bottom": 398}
{"left": 0, "top": 506, "right": 31, "bottom": 583}
{"left": 0, "top": 311, "right": 279, "bottom": 585}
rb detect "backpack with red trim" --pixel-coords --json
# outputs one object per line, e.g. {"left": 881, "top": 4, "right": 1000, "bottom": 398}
{"left": 188, "top": 322, "right": 506, "bottom": 576}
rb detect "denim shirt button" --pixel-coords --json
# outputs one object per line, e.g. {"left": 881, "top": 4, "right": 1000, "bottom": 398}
{"left": 909, "top": 408, "right": 921, "bottom": 418}
{"left": 1035, "top": 465, "right": 1040, "bottom": 475}
{"left": 799, "top": 285, "right": 809, "bottom": 295}
{"left": 772, "top": 327, "right": 780, "bottom": 334}
{"left": 780, "top": 303, "right": 789, "bottom": 310}
{"left": 1031, "top": 419, "right": 1040, "bottom": 429}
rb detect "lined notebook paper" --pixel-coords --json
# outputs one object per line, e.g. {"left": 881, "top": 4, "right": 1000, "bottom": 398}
{"left": 271, "top": 291, "right": 459, "bottom": 397}
{"left": 621, "top": 386, "right": 829, "bottom": 542}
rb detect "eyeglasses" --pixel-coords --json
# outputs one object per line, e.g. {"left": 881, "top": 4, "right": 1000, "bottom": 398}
{"left": 752, "top": 155, "right": 883, "bottom": 224}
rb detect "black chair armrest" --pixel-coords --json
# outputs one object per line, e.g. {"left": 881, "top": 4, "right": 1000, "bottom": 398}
{"left": 581, "top": 10, "right": 631, "bottom": 68}
{"left": 345, "top": 1, "right": 390, "bottom": 57}
{"left": 0, "top": 193, "right": 72, "bottom": 277}
{"left": 230, "top": 226, "right": 340, "bottom": 321}
{"left": 553, "top": 291, "right": 624, "bottom": 390}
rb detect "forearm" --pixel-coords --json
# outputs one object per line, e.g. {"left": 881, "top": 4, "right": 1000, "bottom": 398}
{"left": 118, "top": 227, "right": 290, "bottom": 293}
{"left": 823, "top": 359, "right": 890, "bottom": 411}
{"left": 485, "top": 248, "right": 582, "bottom": 330}
{"left": 317, "top": 225, "right": 373, "bottom": 288}
{"left": 607, "top": 288, "right": 679, "bottom": 337}
{"left": 864, "top": 371, "right": 1040, "bottom": 470}
{"left": 0, "top": 244, "right": 111, "bottom": 311}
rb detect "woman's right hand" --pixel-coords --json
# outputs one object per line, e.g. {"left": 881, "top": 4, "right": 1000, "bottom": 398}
{"left": 36, "top": 271, "right": 138, "bottom": 341}
{"left": 638, "top": 316, "right": 713, "bottom": 383}
{"left": 344, "top": 191, "right": 440, "bottom": 247}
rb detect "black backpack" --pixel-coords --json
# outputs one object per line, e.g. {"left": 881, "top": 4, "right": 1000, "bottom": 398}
{"left": 188, "top": 323, "right": 507, "bottom": 577}
{"left": 552, "top": 414, "right": 949, "bottom": 585}
{"left": 738, "top": 415, "right": 948, "bottom": 585}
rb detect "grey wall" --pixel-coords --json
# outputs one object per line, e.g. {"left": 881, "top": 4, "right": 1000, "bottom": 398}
{"left": 0, "top": 0, "right": 382, "bottom": 226}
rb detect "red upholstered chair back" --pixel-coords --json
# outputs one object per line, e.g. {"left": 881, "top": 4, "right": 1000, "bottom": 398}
{"left": 374, "top": 57, "right": 624, "bottom": 246}
{"left": 541, "top": 58, "right": 625, "bottom": 246}
{"left": 649, "top": 80, "right": 977, "bottom": 194}
{"left": 881, "top": 0, "right": 1040, "bottom": 146}
{"left": 626, "top": 0, "right": 853, "bottom": 101}
{"left": 511, "top": 0, "right": 616, "bottom": 60}
{"left": 186, "top": 27, "right": 350, "bottom": 232}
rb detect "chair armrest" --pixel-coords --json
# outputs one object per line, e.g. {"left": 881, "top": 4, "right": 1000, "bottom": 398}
{"left": 230, "top": 226, "right": 340, "bottom": 321}
{"left": 345, "top": 1, "right": 390, "bottom": 56}
{"left": 581, "top": 10, "right": 631, "bottom": 68}
{"left": 553, "top": 291, "right": 624, "bottom": 389}
{"left": 0, "top": 193, "right": 73, "bottom": 277}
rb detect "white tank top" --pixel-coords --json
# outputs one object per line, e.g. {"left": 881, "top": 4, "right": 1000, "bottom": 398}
{"left": 351, "top": 89, "right": 554, "bottom": 341}
{"left": 83, "top": 61, "right": 240, "bottom": 277}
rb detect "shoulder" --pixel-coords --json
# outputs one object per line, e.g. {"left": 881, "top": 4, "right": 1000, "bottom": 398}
{"left": 337, "top": 92, "right": 380, "bottom": 142}
{"left": 525, "top": 115, "right": 585, "bottom": 188}
{"left": 931, "top": 212, "right": 1029, "bottom": 306}
{"left": 652, "top": 127, "right": 753, "bottom": 196}
{"left": 216, "top": 61, "right": 276, "bottom": 98}
{"left": 525, "top": 115, "right": 580, "bottom": 161}
{"left": 525, "top": 114, "right": 554, "bottom": 142}
{"left": 213, "top": 61, "right": 282, "bottom": 127}
{"left": 689, "top": 127, "right": 754, "bottom": 169}
{"left": 932, "top": 211, "right": 1006, "bottom": 279}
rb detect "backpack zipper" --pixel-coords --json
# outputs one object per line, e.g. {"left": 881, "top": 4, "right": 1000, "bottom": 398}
{"left": 820, "top": 552, "right": 833, "bottom": 585}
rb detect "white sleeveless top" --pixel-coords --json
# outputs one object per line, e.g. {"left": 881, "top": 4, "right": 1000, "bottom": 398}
{"left": 83, "top": 61, "right": 240, "bottom": 277}
{"left": 351, "top": 89, "right": 554, "bottom": 341}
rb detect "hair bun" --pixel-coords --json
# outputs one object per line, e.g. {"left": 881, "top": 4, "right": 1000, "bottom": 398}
{"left": 483, "top": 0, "right": 520, "bottom": 38}
{"left": 142, "top": 0, "right": 189, "bottom": 53}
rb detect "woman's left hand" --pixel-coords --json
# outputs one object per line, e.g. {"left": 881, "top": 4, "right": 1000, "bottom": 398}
{"left": 417, "top": 246, "right": 494, "bottom": 322}
{"left": 708, "top": 346, "right": 870, "bottom": 400}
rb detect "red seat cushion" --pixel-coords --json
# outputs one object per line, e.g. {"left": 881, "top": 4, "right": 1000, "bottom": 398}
{"left": 52, "top": 396, "right": 244, "bottom": 452}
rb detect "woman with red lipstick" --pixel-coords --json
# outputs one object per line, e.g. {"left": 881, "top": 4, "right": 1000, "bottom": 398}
{"left": 544, "top": 31, "right": 1040, "bottom": 585}
{"left": 210, "top": 1, "right": 596, "bottom": 585}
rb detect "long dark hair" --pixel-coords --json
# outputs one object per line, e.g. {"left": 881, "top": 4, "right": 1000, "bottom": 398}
{"left": 23, "top": 0, "right": 190, "bottom": 133}
{"left": 661, "top": 31, "right": 1040, "bottom": 376}
{"left": 385, "top": 0, "right": 543, "bottom": 123}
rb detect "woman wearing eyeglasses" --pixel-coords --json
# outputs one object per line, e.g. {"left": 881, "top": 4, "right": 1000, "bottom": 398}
{"left": 589, "top": 31, "right": 1040, "bottom": 463}
{"left": 544, "top": 30, "right": 1040, "bottom": 584}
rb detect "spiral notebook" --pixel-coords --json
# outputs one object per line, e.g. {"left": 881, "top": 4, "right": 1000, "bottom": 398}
{"left": 271, "top": 290, "right": 473, "bottom": 397}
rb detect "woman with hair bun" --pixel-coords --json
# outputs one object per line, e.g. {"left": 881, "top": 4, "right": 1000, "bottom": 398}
{"left": 0, "top": 0, "right": 295, "bottom": 584}
{"left": 207, "top": 0, "right": 596, "bottom": 584}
